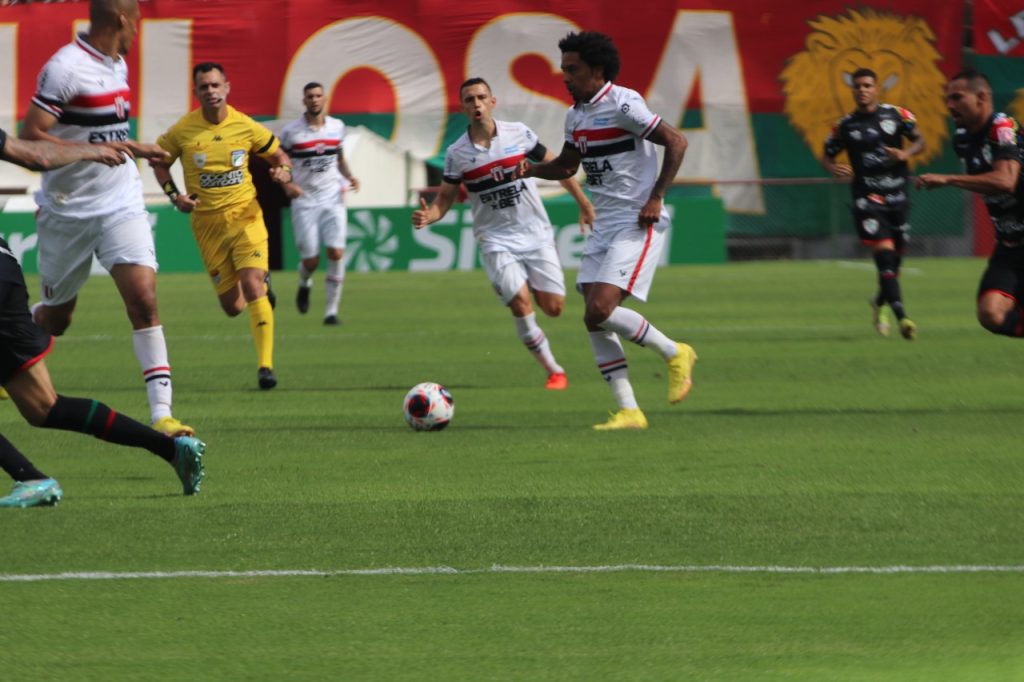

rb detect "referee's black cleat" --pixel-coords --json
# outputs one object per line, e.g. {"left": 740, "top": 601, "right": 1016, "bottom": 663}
{"left": 323, "top": 315, "right": 340, "bottom": 326}
{"left": 258, "top": 366, "right": 277, "bottom": 390}
{"left": 264, "top": 272, "right": 276, "bottom": 309}
{"left": 296, "top": 285, "right": 311, "bottom": 314}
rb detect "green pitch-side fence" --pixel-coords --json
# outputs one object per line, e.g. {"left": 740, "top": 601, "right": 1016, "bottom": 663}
{"left": 0, "top": 196, "right": 727, "bottom": 274}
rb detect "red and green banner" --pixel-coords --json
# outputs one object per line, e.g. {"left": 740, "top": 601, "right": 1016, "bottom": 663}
{"left": 1, "top": 1, "right": 967, "bottom": 236}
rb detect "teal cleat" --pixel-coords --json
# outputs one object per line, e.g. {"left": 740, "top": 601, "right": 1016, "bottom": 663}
{"left": 172, "top": 436, "right": 205, "bottom": 496}
{"left": 0, "top": 478, "right": 63, "bottom": 508}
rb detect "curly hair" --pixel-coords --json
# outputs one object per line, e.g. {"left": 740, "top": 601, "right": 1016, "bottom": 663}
{"left": 558, "top": 31, "right": 620, "bottom": 82}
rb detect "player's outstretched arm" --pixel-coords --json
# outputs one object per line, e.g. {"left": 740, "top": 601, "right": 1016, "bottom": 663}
{"left": 517, "top": 142, "right": 581, "bottom": 181}
{"left": 412, "top": 181, "right": 459, "bottom": 229}
{"left": 918, "top": 158, "right": 1020, "bottom": 195}
{"left": 1, "top": 130, "right": 125, "bottom": 171}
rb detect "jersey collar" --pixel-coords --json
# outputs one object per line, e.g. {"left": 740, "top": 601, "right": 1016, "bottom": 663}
{"left": 74, "top": 33, "right": 118, "bottom": 66}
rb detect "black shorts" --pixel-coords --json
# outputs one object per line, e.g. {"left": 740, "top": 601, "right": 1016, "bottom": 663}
{"left": 978, "top": 242, "right": 1024, "bottom": 302}
{"left": 853, "top": 205, "right": 909, "bottom": 247}
{"left": 0, "top": 255, "right": 53, "bottom": 386}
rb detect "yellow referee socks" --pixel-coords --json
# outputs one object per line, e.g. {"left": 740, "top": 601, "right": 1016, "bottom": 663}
{"left": 247, "top": 296, "right": 275, "bottom": 369}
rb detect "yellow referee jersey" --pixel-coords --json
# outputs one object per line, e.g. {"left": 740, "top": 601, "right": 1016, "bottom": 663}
{"left": 157, "top": 105, "right": 280, "bottom": 213}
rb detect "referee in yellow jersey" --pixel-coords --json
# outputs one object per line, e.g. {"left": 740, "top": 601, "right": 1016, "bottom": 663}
{"left": 152, "top": 63, "right": 292, "bottom": 390}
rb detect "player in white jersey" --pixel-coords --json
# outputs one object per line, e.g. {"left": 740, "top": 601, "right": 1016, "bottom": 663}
{"left": 517, "top": 31, "right": 696, "bottom": 429}
{"left": 413, "top": 78, "right": 594, "bottom": 390}
{"left": 280, "top": 82, "right": 361, "bottom": 325}
{"left": 19, "top": 0, "right": 193, "bottom": 438}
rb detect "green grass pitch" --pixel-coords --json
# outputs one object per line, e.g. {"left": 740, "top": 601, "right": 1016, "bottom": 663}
{"left": 2, "top": 259, "right": 1023, "bottom": 680}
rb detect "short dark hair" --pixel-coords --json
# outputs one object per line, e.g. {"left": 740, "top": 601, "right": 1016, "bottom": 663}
{"left": 303, "top": 82, "right": 324, "bottom": 93}
{"left": 558, "top": 31, "right": 620, "bottom": 83}
{"left": 192, "top": 62, "right": 225, "bottom": 83}
{"left": 851, "top": 68, "right": 876, "bottom": 83}
{"left": 951, "top": 69, "right": 992, "bottom": 93}
{"left": 459, "top": 77, "right": 491, "bottom": 98}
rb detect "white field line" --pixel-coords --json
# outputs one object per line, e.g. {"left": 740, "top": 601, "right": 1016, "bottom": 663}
{"left": 2, "top": 564, "right": 1023, "bottom": 583}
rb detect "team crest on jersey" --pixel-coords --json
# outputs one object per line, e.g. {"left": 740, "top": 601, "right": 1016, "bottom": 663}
{"left": 315, "top": 142, "right": 326, "bottom": 155}
{"left": 231, "top": 150, "right": 246, "bottom": 167}
{"left": 577, "top": 135, "right": 588, "bottom": 154}
{"left": 114, "top": 95, "right": 127, "bottom": 120}
{"left": 193, "top": 152, "right": 206, "bottom": 168}
{"left": 490, "top": 166, "right": 505, "bottom": 182}
{"left": 880, "top": 119, "right": 897, "bottom": 135}
{"left": 862, "top": 218, "right": 879, "bottom": 235}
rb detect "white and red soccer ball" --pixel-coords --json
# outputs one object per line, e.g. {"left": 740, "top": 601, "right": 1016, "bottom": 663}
{"left": 402, "top": 382, "right": 454, "bottom": 431}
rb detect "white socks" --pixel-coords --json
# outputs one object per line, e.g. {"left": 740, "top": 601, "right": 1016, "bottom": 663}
{"left": 588, "top": 330, "right": 638, "bottom": 409}
{"left": 599, "top": 307, "right": 677, "bottom": 360}
{"left": 132, "top": 325, "right": 172, "bottom": 422}
{"left": 324, "top": 259, "right": 345, "bottom": 318}
{"left": 514, "top": 312, "right": 563, "bottom": 375}
{"left": 298, "top": 262, "right": 314, "bottom": 288}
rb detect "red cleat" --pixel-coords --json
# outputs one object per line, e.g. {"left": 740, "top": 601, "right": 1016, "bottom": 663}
{"left": 545, "top": 372, "right": 568, "bottom": 390}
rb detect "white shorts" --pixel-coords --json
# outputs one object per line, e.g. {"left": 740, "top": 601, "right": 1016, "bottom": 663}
{"left": 292, "top": 200, "right": 347, "bottom": 259}
{"left": 481, "top": 242, "right": 566, "bottom": 305}
{"left": 36, "top": 208, "right": 157, "bottom": 306}
{"left": 576, "top": 218, "right": 669, "bottom": 303}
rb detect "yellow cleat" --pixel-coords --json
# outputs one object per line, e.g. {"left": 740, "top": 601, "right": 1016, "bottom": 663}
{"left": 593, "top": 407, "right": 648, "bottom": 431}
{"left": 870, "top": 299, "right": 891, "bottom": 337}
{"left": 666, "top": 342, "right": 697, "bottom": 404}
{"left": 900, "top": 318, "right": 917, "bottom": 341}
{"left": 152, "top": 415, "right": 195, "bottom": 437}
{"left": 0, "top": 386, "right": 9, "bottom": 400}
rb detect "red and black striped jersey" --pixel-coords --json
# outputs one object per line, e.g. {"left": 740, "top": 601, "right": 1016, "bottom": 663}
{"left": 442, "top": 120, "right": 553, "bottom": 254}
{"left": 564, "top": 82, "right": 666, "bottom": 228}
{"left": 280, "top": 115, "right": 349, "bottom": 206}
{"left": 30, "top": 34, "right": 143, "bottom": 218}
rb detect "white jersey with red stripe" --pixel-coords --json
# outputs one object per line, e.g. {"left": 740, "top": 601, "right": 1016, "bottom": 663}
{"left": 31, "top": 34, "right": 143, "bottom": 219}
{"left": 442, "top": 120, "right": 551, "bottom": 254}
{"left": 564, "top": 82, "right": 666, "bottom": 229}
{"left": 279, "top": 115, "right": 348, "bottom": 206}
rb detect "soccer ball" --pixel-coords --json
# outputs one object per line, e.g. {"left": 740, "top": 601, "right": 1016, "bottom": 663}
{"left": 402, "top": 382, "right": 455, "bottom": 431}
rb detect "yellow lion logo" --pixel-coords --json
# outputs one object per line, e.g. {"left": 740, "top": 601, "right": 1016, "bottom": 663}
{"left": 1009, "top": 89, "right": 1024, "bottom": 123}
{"left": 780, "top": 8, "right": 947, "bottom": 168}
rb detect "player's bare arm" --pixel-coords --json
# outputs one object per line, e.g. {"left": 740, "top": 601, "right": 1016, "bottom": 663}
{"left": 338, "top": 149, "right": 360, "bottom": 192}
{"left": 917, "top": 158, "right": 1020, "bottom": 195}
{"left": 543, "top": 148, "right": 594, "bottom": 232}
{"left": 2, "top": 133, "right": 126, "bottom": 170}
{"left": 640, "top": 121, "right": 687, "bottom": 227}
{"left": 517, "top": 142, "right": 581, "bottom": 181}
{"left": 19, "top": 104, "right": 64, "bottom": 144}
{"left": 412, "top": 181, "right": 459, "bottom": 229}
{"left": 266, "top": 148, "right": 294, "bottom": 185}
{"left": 822, "top": 155, "right": 853, "bottom": 178}
{"left": 885, "top": 135, "right": 926, "bottom": 164}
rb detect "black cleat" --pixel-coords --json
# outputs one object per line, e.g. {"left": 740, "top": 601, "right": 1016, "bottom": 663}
{"left": 323, "top": 315, "right": 341, "bottom": 326}
{"left": 264, "top": 272, "right": 276, "bottom": 309}
{"left": 258, "top": 366, "right": 277, "bottom": 390}
{"left": 296, "top": 285, "right": 311, "bottom": 314}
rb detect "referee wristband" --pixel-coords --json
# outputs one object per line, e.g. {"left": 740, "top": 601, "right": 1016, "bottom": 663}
{"left": 161, "top": 179, "right": 180, "bottom": 203}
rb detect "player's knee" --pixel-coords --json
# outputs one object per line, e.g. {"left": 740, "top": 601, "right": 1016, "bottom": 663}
{"left": 42, "top": 314, "right": 71, "bottom": 337}
{"left": 540, "top": 298, "right": 564, "bottom": 317}
{"left": 220, "top": 300, "right": 244, "bottom": 317}
{"left": 977, "top": 307, "right": 1005, "bottom": 332}
{"left": 583, "top": 303, "right": 612, "bottom": 328}
{"left": 873, "top": 249, "right": 898, "bottom": 275}
{"left": 125, "top": 298, "right": 159, "bottom": 328}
